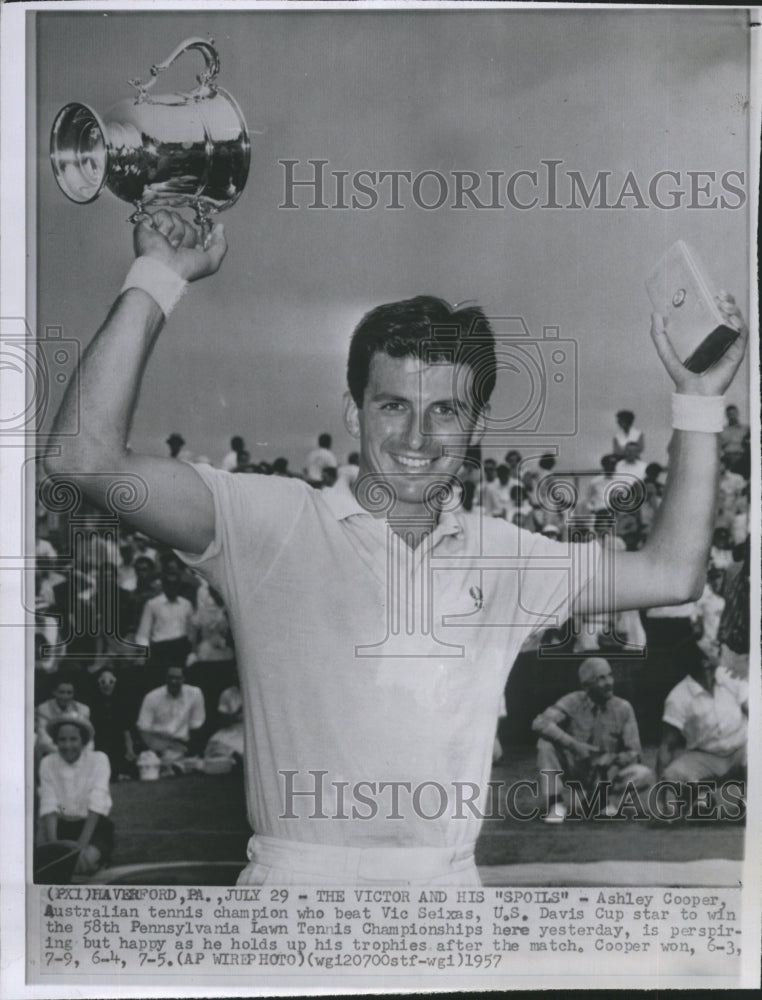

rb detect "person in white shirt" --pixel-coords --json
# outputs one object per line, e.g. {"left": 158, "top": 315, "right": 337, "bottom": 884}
{"left": 135, "top": 564, "right": 194, "bottom": 686}
{"left": 47, "top": 207, "right": 747, "bottom": 885}
{"left": 221, "top": 435, "right": 245, "bottom": 472}
{"left": 336, "top": 451, "right": 360, "bottom": 487}
{"left": 657, "top": 654, "right": 746, "bottom": 787}
{"left": 38, "top": 715, "right": 113, "bottom": 875}
{"left": 305, "top": 433, "right": 338, "bottom": 487}
{"left": 615, "top": 442, "right": 648, "bottom": 483}
{"left": 205, "top": 685, "right": 245, "bottom": 761}
{"left": 137, "top": 665, "right": 206, "bottom": 764}
{"left": 612, "top": 410, "right": 644, "bottom": 458}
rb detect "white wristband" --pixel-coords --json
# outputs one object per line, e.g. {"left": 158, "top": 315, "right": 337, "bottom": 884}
{"left": 671, "top": 393, "right": 725, "bottom": 433}
{"left": 120, "top": 256, "right": 187, "bottom": 317}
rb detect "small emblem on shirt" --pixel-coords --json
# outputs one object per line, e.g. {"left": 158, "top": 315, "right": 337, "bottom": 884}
{"left": 469, "top": 585, "right": 484, "bottom": 611}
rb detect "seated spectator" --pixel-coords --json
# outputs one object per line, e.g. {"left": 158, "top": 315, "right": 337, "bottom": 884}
{"left": 615, "top": 442, "right": 647, "bottom": 483}
{"left": 306, "top": 433, "right": 337, "bottom": 488}
{"left": 532, "top": 657, "right": 653, "bottom": 822}
{"left": 612, "top": 409, "right": 644, "bottom": 458}
{"left": 37, "top": 716, "right": 113, "bottom": 876}
{"left": 204, "top": 685, "right": 244, "bottom": 763}
{"left": 655, "top": 653, "right": 746, "bottom": 819}
{"left": 137, "top": 665, "right": 206, "bottom": 768}
{"left": 718, "top": 404, "right": 749, "bottom": 465}
{"left": 36, "top": 678, "right": 90, "bottom": 760}
{"left": 88, "top": 667, "right": 137, "bottom": 780}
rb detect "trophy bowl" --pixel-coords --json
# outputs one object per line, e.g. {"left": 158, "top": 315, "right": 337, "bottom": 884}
{"left": 50, "top": 38, "right": 250, "bottom": 231}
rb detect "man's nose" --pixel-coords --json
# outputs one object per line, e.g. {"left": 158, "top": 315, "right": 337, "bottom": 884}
{"left": 403, "top": 411, "right": 428, "bottom": 451}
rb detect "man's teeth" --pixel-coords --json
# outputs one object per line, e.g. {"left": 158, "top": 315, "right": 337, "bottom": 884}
{"left": 395, "top": 455, "right": 432, "bottom": 468}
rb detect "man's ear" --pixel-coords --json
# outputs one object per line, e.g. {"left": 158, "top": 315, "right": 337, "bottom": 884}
{"left": 343, "top": 392, "right": 361, "bottom": 438}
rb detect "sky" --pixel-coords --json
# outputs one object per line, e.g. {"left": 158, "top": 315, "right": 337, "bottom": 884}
{"left": 35, "top": 7, "right": 752, "bottom": 473}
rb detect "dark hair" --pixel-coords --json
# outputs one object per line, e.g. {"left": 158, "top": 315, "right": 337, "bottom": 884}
{"left": 231, "top": 435, "right": 244, "bottom": 452}
{"left": 346, "top": 296, "right": 496, "bottom": 410}
{"left": 538, "top": 453, "right": 556, "bottom": 471}
{"left": 616, "top": 410, "right": 634, "bottom": 427}
{"left": 645, "top": 462, "right": 662, "bottom": 481}
{"left": 318, "top": 433, "right": 332, "bottom": 449}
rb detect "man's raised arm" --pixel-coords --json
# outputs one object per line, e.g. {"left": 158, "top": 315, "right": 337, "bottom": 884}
{"left": 45, "top": 210, "right": 228, "bottom": 555}
{"left": 596, "top": 296, "right": 749, "bottom": 613}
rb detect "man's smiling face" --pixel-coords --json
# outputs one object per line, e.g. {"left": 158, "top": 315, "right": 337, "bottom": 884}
{"left": 345, "top": 353, "right": 485, "bottom": 515}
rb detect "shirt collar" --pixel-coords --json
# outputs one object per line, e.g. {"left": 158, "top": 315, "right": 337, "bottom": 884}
{"left": 684, "top": 674, "right": 712, "bottom": 697}
{"left": 319, "top": 476, "right": 464, "bottom": 539}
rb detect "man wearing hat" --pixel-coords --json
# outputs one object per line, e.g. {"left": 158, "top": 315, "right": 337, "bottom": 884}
{"left": 532, "top": 657, "right": 653, "bottom": 822}
{"left": 37, "top": 715, "right": 113, "bottom": 876}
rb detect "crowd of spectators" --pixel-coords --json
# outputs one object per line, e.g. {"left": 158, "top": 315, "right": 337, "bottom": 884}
{"left": 33, "top": 405, "right": 751, "bottom": 867}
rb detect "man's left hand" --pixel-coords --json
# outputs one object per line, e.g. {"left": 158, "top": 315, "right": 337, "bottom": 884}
{"left": 650, "top": 292, "right": 748, "bottom": 397}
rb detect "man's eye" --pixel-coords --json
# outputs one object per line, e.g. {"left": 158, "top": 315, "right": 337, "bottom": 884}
{"left": 380, "top": 401, "right": 404, "bottom": 411}
{"left": 433, "top": 404, "right": 457, "bottom": 418}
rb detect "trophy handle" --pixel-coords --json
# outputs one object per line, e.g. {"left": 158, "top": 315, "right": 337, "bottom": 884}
{"left": 129, "top": 37, "right": 220, "bottom": 102}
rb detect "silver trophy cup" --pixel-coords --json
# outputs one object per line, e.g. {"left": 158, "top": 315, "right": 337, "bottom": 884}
{"left": 50, "top": 37, "right": 250, "bottom": 238}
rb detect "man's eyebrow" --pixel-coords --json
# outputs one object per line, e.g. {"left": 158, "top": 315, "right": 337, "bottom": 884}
{"left": 370, "top": 390, "right": 474, "bottom": 412}
{"left": 370, "top": 390, "right": 410, "bottom": 402}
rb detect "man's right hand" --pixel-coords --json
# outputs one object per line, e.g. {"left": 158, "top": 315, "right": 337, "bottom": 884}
{"left": 134, "top": 209, "right": 228, "bottom": 282}
{"left": 574, "top": 742, "right": 601, "bottom": 761}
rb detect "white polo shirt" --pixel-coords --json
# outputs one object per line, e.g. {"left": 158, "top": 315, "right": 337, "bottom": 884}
{"left": 179, "top": 468, "right": 600, "bottom": 849}
{"left": 662, "top": 674, "right": 747, "bottom": 756}
{"left": 137, "top": 684, "right": 206, "bottom": 742}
